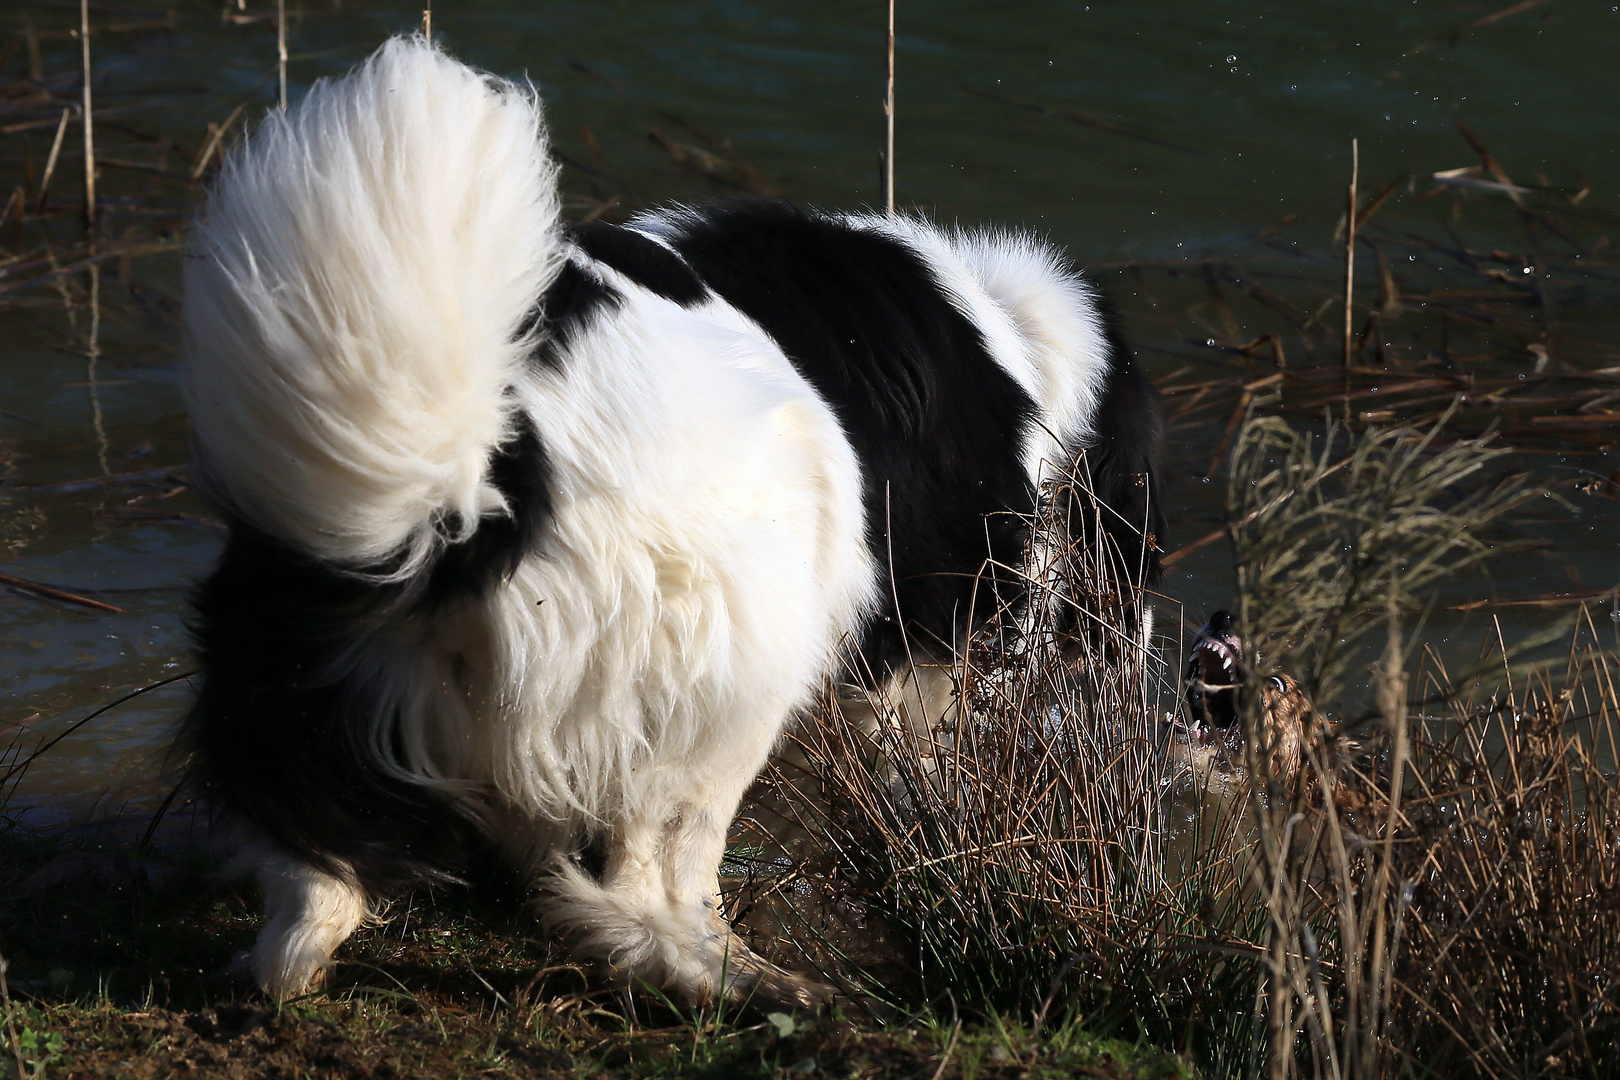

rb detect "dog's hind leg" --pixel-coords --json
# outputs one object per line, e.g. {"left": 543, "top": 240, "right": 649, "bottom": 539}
{"left": 541, "top": 736, "right": 830, "bottom": 1009}
{"left": 546, "top": 807, "right": 828, "bottom": 1009}
{"left": 654, "top": 788, "right": 834, "bottom": 1009}
{"left": 239, "top": 842, "right": 369, "bottom": 999}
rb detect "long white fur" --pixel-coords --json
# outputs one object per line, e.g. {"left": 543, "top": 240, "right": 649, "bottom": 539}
{"left": 415, "top": 272, "right": 876, "bottom": 825}
{"left": 184, "top": 36, "right": 562, "bottom": 571}
{"left": 198, "top": 37, "right": 1124, "bottom": 1004}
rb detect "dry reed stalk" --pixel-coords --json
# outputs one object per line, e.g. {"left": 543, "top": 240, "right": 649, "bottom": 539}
{"left": 79, "top": 0, "right": 95, "bottom": 230}
{"left": 0, "top": 571, "right": 126, "bottom": 614}
{"left": 883, "top": 0, "right": 894, "bottom": 216}
{"left": 37, "top": 106, "right": 72, "bottom": 210}
{"left": 86, "top": 261, "right": 108, "bottom": 475}
{"left": 277, "top": 0, "right": 288, "bottom": 111}
{"left": 1356, "top": 607, "right": 1408, "bottom": 1079}
{"left": 423, "top": 3, "right": 432, "bottom": 43}
{"left": 190, "top": 101, "right": 248, "bottom": 180}
{"left": 0, "top": 188, "right": 18, "bottom": 239}
{"left": 22, "top": 15, "right": 42, "bottom": 82}
{"left": 1342, "top": 139, "right": 1358, "bottom": 384}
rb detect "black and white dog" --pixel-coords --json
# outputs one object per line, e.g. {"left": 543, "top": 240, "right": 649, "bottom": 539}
{"left": 180, "top": 37, "right": 1163, "bottom": 1007}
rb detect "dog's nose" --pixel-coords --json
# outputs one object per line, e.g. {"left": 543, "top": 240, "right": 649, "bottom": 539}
{"left": 1204, "top": 609, "right": 1235, "bottom": 635}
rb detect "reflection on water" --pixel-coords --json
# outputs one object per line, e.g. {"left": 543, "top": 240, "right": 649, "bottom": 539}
{"left": 2, "top": 0, "right": 1617, "bottom": 824}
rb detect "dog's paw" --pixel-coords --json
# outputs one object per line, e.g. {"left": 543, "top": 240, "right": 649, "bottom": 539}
{"left": 247, "top": 943, "right": 333, "bottom": 1000}
{"left": 717, "top": 935, "right": 835, "bottom": 1012}
{"left": 737, "top": 963, "right": 836, "bottom": 1012}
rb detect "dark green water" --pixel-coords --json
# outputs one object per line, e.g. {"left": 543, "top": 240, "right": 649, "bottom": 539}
{"left": 3, "top": 0, "right": 1617, "bottom": 824}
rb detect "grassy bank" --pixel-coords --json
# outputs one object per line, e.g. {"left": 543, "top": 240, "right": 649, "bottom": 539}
{"left": 0, "top": 823, "right": 1191, "bottom": 1079}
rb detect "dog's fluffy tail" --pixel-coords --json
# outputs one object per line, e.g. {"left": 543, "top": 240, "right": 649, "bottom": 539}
{"left": 185, "top": 36, "right": 561, "bottom": 571}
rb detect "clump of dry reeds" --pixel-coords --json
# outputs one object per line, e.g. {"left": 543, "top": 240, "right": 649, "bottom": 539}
{"left": 782, "top": 416, "right": 1618, "bottom": 1079}
{"left": 1387, "top": 639, "right": 1620, "bottom": 1077}
{"left": 1248, "top": 606, "right": 1619, "bottom": 1080}
{"left": 1220, "top": 408, "right": 1594, "bottom": 1080}
{"left": 773, "top": 462, "right": 1262, "bottom": 1071}
{"left": 1226, "top": 408, "right": 1542, "bottom": 711}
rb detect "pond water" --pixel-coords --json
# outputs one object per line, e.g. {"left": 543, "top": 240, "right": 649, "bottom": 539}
{"left": 3, "top": 0, "right": 1617, "bottom": 826}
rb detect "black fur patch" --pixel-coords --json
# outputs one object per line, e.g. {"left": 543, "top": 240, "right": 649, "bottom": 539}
{"left": 523, "top": 260, "right": 623, "bottom": 369}
{"left": 190, "top": 384, "right": 561, "bottom": 893}
{"left": 662, "top": 201, "right": 1039, "bottom": 674}
{"left": 1038, "top": 288, "right": 1165, "bottom": 652}
{"left": 187, "top": 407, "right": 553, "bottom": 889}
{"left": 567, "top": 221, "right": 707, "bottom": 305}
{"left": 183, "top": 525, "right": 478, "bottom": 893}
{"left": 420, "top": 411, "right": 553, "bottom": 611}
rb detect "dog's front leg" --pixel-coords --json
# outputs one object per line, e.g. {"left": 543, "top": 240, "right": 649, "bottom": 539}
{"left": 238, "top": 840, "right": 369, "bottom": 999}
